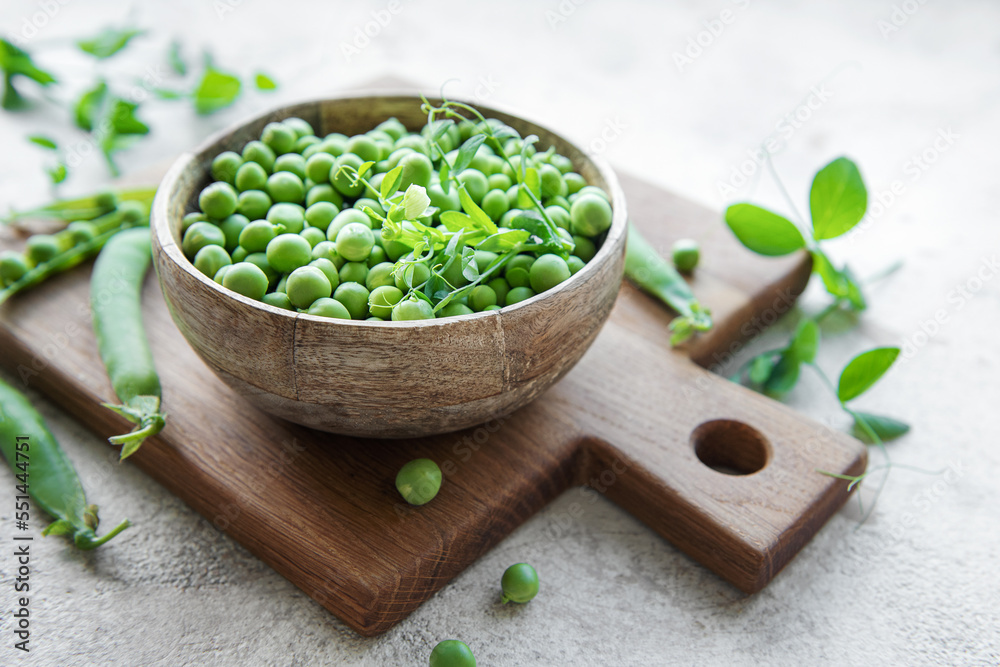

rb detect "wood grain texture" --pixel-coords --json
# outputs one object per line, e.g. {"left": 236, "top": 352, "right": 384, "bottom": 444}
{"left": 0, "top": 98, "right": 865, "bottom": 637}
{"left": 151, "top": 95, "right": 628, "bottom": 437}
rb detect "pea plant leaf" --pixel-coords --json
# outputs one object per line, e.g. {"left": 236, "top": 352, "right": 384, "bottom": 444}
{"left": 27, "top": 135, "right": 58, "bottom": 150}
{"left": 77, "top": 27, "right": 145, "bottom": 59}
{"left": 193, "top": 66, "right": 242, "bottom": 115}
{"left": 73, "top": 80, "right": 108, "bottom": 131}
{"left": 380, "top": 165, "right": 403, "bottom": 201}
{"left": 254, "top": 72, "right": 277, "bottom": 91}
{"left": 764, "top": 353, "right": 800, "bottom": 396}
{"left": 453, "top": 134, "right": 486, "bottom": 173}
{"left": 402, "top": 184, "right": 430, "bottom": 220}
{"left": 725, "top": 204, "right": 807, "bottom": 256}
{"left": 461, "top": 246, "right": 479, "bottom": 282}
{"left": 438, "top": 160, "right": 451, "bottom": 193}
{"left": 851, "top": 411, "right": 910, "bottom": 444}
{"left": 167, "top": 40, "right": 187, "bottom": 75}
{"left": 809, "top": 157, "right": 867, "bottom": 241}
{"left": 748, "top": 353, "right": 777, "bottom": 385}
{"left": 0, "top": 39, "right": 57, "bottom": 110}
{"left": 475, "top": 228, "right": 530, "bottom": 252}
{"left": 458, "top": 186, "right": 497, "bottom": 234}
{"left": 439, "top": 211, "right": 478, "bottom": 233}
{"left": 99, "top": 99, "right": 150, "bottom": 176}
{"left": 47, "top": 163, "right": 68, "bottom": 185}
{"left": 789, "top": 318, "right": 819, "bottom": 364}
{"left": 837, "top": 347, "right": 900, "bottom": 403}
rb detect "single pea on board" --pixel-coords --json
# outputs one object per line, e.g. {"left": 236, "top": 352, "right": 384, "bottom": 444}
{"left": 396, "top": 458, "right": 442, "bottom": 505}
{"left": 429, "top": 639, "right": 476, "bottom": 667}
{"left": 500, "top": 562, "right": 539, "bottom": 604}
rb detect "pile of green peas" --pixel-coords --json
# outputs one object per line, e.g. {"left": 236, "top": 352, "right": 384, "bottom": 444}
{"left": 183, "top": 112, "right": 613, "bottom": 321}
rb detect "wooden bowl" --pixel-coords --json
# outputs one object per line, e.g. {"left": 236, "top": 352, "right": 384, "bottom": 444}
{"left": 151, "top": 94, "right": 627, "bottom": 437}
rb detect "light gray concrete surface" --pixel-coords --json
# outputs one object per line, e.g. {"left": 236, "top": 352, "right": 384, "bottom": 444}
{"left": 1, "top": 1, "right": 998, "bottom": 665}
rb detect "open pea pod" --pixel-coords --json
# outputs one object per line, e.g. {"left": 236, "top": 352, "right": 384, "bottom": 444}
{"left": 0, "top": 378, "right": 131, "bottom": 549}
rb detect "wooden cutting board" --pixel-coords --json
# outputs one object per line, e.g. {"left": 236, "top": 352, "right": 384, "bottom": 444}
{"left": 0, "top": 157, "right": 865, "bottom": 637}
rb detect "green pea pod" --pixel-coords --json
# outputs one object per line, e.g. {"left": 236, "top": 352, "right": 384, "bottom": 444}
{"left": 91, "top": 227, "right": 165, "bottom": 461}
{"left": 0, "top": 378, "right": 131, "bottom": 549}
{"left": 624, "top": 222, "right": 713, "bottom": 345}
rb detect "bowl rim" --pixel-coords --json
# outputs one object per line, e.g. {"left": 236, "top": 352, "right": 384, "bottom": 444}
{"left": 151, "top": 91, "right": 628, "bottom": 329}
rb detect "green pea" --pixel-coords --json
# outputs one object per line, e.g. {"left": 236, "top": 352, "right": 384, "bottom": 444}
{"left": 335, "top": 223, "right": 375, "bottom": 263}
{"left": 506, "top": 286, "right": 535, "bottom": 305}
{"left": 429, "top": 640, "right": 476, "bottom": 667}
{"left": 469, "top": 285, "right": 497, "bottom": 311}
{"left": 574, "top": 185, "right": 611, "bottom": 202}
{"left": 538, "top": 163, "right": 568, "bottom": 199}
{"left": 239, "top": 220, "right": 279, "bottom": 253}
{"left": 181, "top": 212, "right": 206, "bottom": 234}
{"left": 481, "top": 189, "right": 509, "bottom": 221}
{"left": 438, "top": 302, "right": 473, "bottom": 317}
{"left": 398, "top": 151, "right": 433, "bottom": 189}
{"left": 300, "top": 226, "right": 326, "bottom": 248}
{"left": 456, "top": 169, "right": 489, "bottom": 204}
{"left": 487, "top": 173, "right": 513, "bottom": 192}
{"left": 353, "top": 197, "right": 386, "bottom": 218}
{"left": 505, "top": 254, "right": 535, "bottom": 286}
{"left": 219, "top": 214, "right": 250, "bottom": 253}
{"left": 311, "top": 241, "right": 345, "bottom": 269}
{"left": 307, "top": 297, "right": 351, "bottom": 319}
{"left": 266, "top": 234, "right": 313, "bottom": 274}
{"left": 233, "top": 157, "right": 267, "bottom": 191}
{"left": 571, "top": 235, "right": 597, "bottom": 262}
{"left": 333, "top": 282, "right": 369, "bottom": 319}
{"left": 242, "top": 140, "right": 276, "bottom": 173}
{"left": 499, "top": 208, "right": 524, "bottom": 229}
{"left": 326, "top": 208, "right": 371, "bottom": 241}
{"left": 262, "top": 291, "right": 293, "bottom": 310}
{"left": 237, "top": 189, "right": 272, "bottom": 220}
{"left": 569, "top": 193, "right": 613, "bottom": 237}
{"left": 564, "top": 172, "right": 586, "bottom": 195}
{"left": 545, "top": 206, "right": 571, "bottom": 231}
{"left": 395, "top": 458, "right": 442, "bottom": 505}
{"left": 529, "top": 254, "right": 571, "bottom": 293}
{"left": 266, "top": 202, "right": 305, "bottom": 233}
{"left": 375, "top": 117, "right": 407, "bottom": 141}
{"left": 672, "top": 238, "right": 700, "bottom": 273}
{"left": 193, "top": 244, "right": 232, "bottom": 278}
{"left": 441, "top": 256, "right": 470, "bottom": 289}
{"left": 266, "top": 171, "right": 305, "bottom": 204}
{"left": 306, "top": 183, "right": 344, "bottom": 211}
{"left": 308, "top": 258, "right": 340, "bottom": 290}
{"left": 283, "top": 117, "right": 315, "bottom": 139}
{"left": 244, "top": 252, "right": 279, "bottom": 289}
{"left": 0, "top": 251, "right": 29, "bottom": 286}
{"left": 567, "top": 255, "right": 586, "bottom": 275}
{"left": 366, "top": 245, "right": 388, "bottom": 268}
{"left": 199, "top": 182, "right": 239, "bottom": 219}
{"left": 346, "top": 134, "right": 380, "bottom": 162}
{"left": 320, "top": 135, "right": 347, "bottom": 157}
{"left": 391, "top": 296, "right": 434, "bottom": 321}
{"left": 275, "top": 274, "right": 287, "bottom": 293}
{"left": 368, "top": 285, "right": 404, "bottom": 318}
{"left": 483, "top": 305, "right": 502, "bottom": 312}
{"left": 295, "top": 135, "right": 321, "bottom": 154}
{"left": 331, "top": 153, "right": 366, "bottom": 197}
{"left": 231, "top": 246, "right": 248, "bottom": 263}
{"left": 394, "top": 262, "right": 430, "bottom": 291}
{"left": 338, "top": 261, "right": 368, "bottom": 285}
{"left": 182, "top": 222, "right": 226, "bottom": 258}
{"left": 262, "top": 121, "right": 296, "bottom": 155}
{"left": 305, "top": 152, "right": 336, "bottom": 184}
{"left": 547, "top": 195, "right": 571, "bottom": 211}
{"left": 211, "top": 150, "right": 243, "bottom": 185}
{"left": 500, "top": 562, "right": 539, "bottom": 604}
{"left": 286, "top": 266, "right": 333, "bottom": 309}
{"left": 213, "top": 264, "right": 232, "bottom": 284}
{"left": 394, "top": 134, "right": 429, "bottom": 156}
{"left": 487, "top": 277, "right": 509, "bottom": 306}
{"left": 274, "top": 153, "right": 308, "bottom": 181}
{"left": 427, "top": 183, "right": 461, "bottom": 218}
{"left": 25, "top": 235, "right": 61, "bottom": 265}
{"left": 223, "top": 262, "right": 269, "bottom": 301}
{"left": 365, "top": 262, "right": 396, "bottom": 291}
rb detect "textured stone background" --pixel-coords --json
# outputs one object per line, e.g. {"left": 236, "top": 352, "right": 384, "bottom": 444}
{"left": 0, "top": 0, "right": 998, "bottom": 665}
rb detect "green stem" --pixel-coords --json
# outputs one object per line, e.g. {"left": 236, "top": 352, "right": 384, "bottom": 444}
{"left": 74, "top": 519, "right": 132, "bottom": 550}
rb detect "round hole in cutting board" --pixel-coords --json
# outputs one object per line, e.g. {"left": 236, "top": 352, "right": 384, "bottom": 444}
{"left": 692, "top": 419, "right": 770, "bottom": 476}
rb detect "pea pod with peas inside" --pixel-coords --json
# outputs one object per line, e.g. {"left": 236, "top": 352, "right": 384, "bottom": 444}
{"left": 90, "top": 227, "right": 166, "bottom": 460}
{"left": 0, "top": 378, "right": 131, "bottom": 549}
